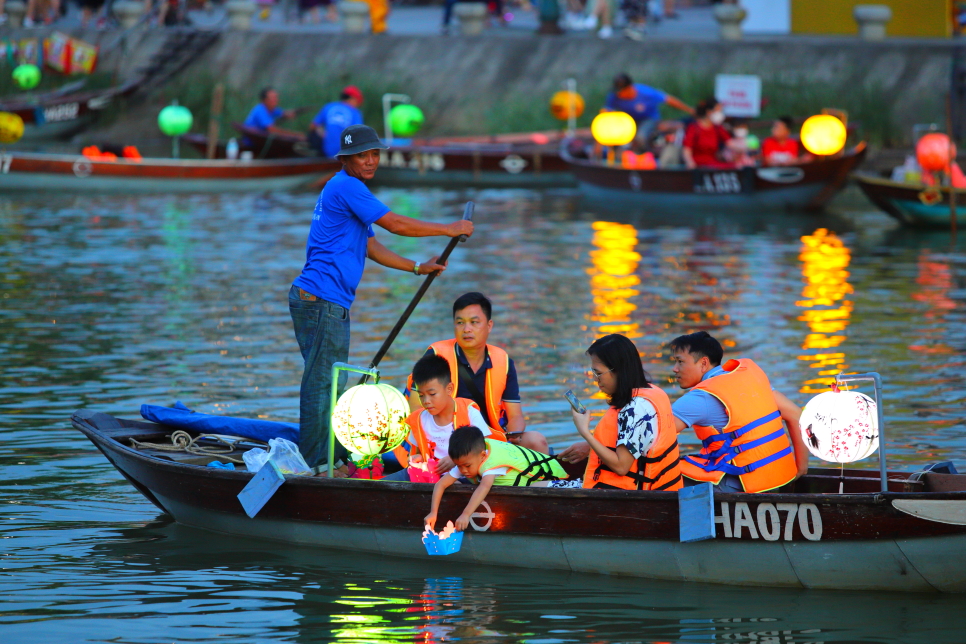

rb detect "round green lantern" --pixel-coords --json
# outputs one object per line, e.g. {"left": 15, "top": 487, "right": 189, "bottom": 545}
{"left": 331, "top": 383, "right": 410, "bottom": 457}
{"left": 12, "top": 64, "right": 41, "bottom": 90}
{"left": 389, "top": 104, "right": 425, "bottom": 137}
{"left": 745, "top": 134, "right": 760, "bottom": 152}
{"left": 157, "top": 105, "right": 194, "bottom": 137}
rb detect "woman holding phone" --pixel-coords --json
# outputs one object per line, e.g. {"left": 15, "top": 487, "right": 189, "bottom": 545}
{"left": 554, "top": 334, "right": 682, "bottom": 491}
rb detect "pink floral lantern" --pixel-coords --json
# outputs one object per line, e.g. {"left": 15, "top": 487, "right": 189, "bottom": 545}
{"left": 800, "top": 389, "right": 879, "bottom": 463}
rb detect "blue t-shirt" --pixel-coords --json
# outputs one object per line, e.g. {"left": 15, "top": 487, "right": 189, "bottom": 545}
{"left": 313, "top": 102, "right": 364, "bottom": 158}
{"left": 671, "top": 365, "right": 730, "bottom": 430}
{"left": 292, "top": 169, "right": 391, "bottom": 309}
{"left": 604, "top": 84, "right": 667, "bottom": 123}
{"left": 243, "top": 103, "right": 284, "bottom": 131}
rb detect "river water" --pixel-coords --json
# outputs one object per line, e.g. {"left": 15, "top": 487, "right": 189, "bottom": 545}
{"left": 2, "top": 186, "right": 966, "bottom": 643}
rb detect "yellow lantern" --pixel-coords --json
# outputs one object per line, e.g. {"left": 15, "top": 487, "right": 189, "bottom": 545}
{"left": 550, "top": 91, "right": 585, "bottom": 121}
{"left": 332, "top": 383, "right": 410, "bottom": 457}
{"left": 591, "top": 111, "right": 637, "bottom": 147}
{"left": 800, "top": 115, "right": 847, "bottom": 156}
{"left": 0, "top": 112, "right": 24, "bottom": 144}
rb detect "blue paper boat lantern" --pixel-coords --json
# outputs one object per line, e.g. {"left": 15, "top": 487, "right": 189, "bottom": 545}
{"left": 422, "top": 530, "right": 463, "bottom": 556}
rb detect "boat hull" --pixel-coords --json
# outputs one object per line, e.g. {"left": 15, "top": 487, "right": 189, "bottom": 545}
{"left": 73, "top": 410, "right": 966, "bottom": 593}
{"left": 563, "top": 142, "right": 867, "bottom": 212}
{"left": 854, "top": 173, "right": 966, "bottom": 227}
{"left": 0, "top": 152, "right": 340, "bottom": 193}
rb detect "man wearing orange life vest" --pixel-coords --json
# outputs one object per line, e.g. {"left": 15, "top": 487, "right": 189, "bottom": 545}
{"left": 669, "top": 332, "right": 809, "bottom": 493}
{"left": 409, "top": 292, "right": 550, "bottom": 454}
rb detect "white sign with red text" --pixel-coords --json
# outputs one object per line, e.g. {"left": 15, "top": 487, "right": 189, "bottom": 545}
{"left": 715, "top": 74, "right": 762, "bottom": 118}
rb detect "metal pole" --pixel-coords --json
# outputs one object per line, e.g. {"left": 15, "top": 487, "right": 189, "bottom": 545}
{"left": 329, "top": 362, "right": 380, "bottom": 478}
{"left": 382, "top": 93, "right": 411, "bottom": 146}
{"left": 566, "top": 78, "right": 577, "bottom": 137}
{"left": 835, "top": 372, "right": 887, "bottom": 493}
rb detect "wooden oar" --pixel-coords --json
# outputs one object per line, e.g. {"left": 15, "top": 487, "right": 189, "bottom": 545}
{"left": 358, "top": 201, "right": 475, "bottom": 384}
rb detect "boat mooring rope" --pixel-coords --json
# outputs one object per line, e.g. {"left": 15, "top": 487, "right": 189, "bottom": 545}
{"left": 129, "top": 430, "right": 251, "bottom": 465}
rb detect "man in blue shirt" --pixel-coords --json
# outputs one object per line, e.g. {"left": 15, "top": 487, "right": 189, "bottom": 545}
{"left": 290, "top": 124, "right": 474, "bottom": 470}
{"left": 310, "top": 86, "right": 365, "bottom": 158}
{"left": 243, "top": 87, "right": 297, "bottom": 135}
{"left": 604, "top": 73, "right": 694, "bottom": 146}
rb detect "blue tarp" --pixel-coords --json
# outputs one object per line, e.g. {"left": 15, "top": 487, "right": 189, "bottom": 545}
{"left": 140, "top": 401, "right": 299, "bottom": 445}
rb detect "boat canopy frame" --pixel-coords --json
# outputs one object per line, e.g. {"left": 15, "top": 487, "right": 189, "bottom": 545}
{"left": 834, "top": 372, "right": 887, "bottom": 492}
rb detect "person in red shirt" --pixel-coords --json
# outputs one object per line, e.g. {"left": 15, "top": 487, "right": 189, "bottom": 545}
{"left": 682, "top": 99, "right": 734, "bottom": 169}
{"left": 762, "top": 117, "right": 807, "bottom": 166}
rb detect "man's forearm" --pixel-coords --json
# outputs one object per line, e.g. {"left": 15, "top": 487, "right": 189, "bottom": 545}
{"left": 376, "top": 212, "right": 453, "bottom": 237}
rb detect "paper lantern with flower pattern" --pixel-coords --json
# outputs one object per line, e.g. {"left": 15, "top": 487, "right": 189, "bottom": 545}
{"left": 800, "top": 389, "right": 878, "bottom": 463}
{"left": 332, "top": 383, "right": 410, "bottom": 457}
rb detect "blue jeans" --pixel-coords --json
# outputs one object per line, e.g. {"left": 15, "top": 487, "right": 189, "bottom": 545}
{"left": 289, "top": 285, "right": 350, "bottom": 468}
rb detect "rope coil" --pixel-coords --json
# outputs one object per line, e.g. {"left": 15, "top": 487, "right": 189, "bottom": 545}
{"left": 129, "top": 430, "right": 257, "bottom": 465}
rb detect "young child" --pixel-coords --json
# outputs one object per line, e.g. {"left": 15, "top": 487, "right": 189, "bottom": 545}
{"left": 385, "top": 355, "right": 495, "bottom": 482}
{"left": 424, "top": 426, "right": 568, "bottom": 532}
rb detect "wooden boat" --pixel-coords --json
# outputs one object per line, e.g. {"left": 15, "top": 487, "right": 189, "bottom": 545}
{"left": 72, "top": 407, "right": 966, "bottom": 593}
{"left": 185, "top": 125, "right": 578, "bottom": 188}
{"left": 854, "top": 172, "right": 965, "bottom": 228}
{"left": 0, "top": 151, "right": 340, "bottom": 193}
{"left": 561, "top": 139, "right": 867, "bottom": 211}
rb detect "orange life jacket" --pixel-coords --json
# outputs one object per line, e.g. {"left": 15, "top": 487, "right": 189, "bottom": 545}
{"left": 413, "top": 339, "right": 510, "bottom": 435}
{"left": 392, "top": 398, "right": 503, "bottom": 468}
{"left": 621, "top": 150, "right": 657, "bottom": 170}
{"left": 678, "top": 359, "right": 798, "bottom": 493}
{"left": 584, "top": 386, "right": 682, "bottom": 491}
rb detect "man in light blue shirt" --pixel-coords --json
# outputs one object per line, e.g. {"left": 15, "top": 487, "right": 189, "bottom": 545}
{"left": 243, "top": 87, "right": 296, "bottom": 134}
{"left": 290, "top": 124, "right": 474, "bottom": 469}
{"left": 310, "top": 86, "right": 365, "bottom": 158}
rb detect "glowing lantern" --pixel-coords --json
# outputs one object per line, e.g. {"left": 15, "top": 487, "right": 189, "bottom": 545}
{"left": 800, "top": 115, "right": 847, "bottom": 156}
{"left": 12, "top": 64, "right": 41, "bottom": 90}
{"left": 389, "top": 104, "right": 425, "bottom": 137}
{"left": 745, "top": 134, "right": 760, "bottom": 151}
{"left": 0, "top": 112, "right": 24, "bottom": 144}
{"left": 331, "top": 383, "right": 410, "bottom": 457}
{"left": 799, "top": 389, "right": 878, "bottom": 463}
{"left": 550, "top": 91, "right": 585, "bottom": 121}
{"left": 916, "top": 133, "right": 955, "bottom": 173}
{"left": 157, "top": 105, "right": 194, "bottom": 137}
{"left": 591, "top": 111, "right": 637, "bottom": 147}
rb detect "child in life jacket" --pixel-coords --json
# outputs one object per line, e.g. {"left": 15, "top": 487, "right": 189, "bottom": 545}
{"left": 424, "top": 426, "right": 568, "bottom": 532}
{"left": 384, "top": 354, "right": 492, "bottom": 482}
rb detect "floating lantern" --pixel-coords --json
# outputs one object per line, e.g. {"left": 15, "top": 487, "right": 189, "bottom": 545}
{"left": 591, "top": 111, "right": 636, "bottom": 147}
{"left": 799, "top": 389, "right": 878, "bottom": 463}
{"left": 800, "top": 114, "right": 847, "bottom": 156}
{"left": 12, "top": 64, "right": 41, "bottom": 90}
{"left": 422, "top": 521, "right": 463, "bottom": 555}
{"left": 550, "top": 91, "right": 585, "bottom": 121}
{"left": 331, "top": 383, "right": 410, "bottom": 457}
{"left": 0, "top": 112, "right": 24, "bottom": 144}
{"left": 389, "top": 104, "right": 425, "bottom": 137}
{"left": 157, "top": 104, "right": 194, "bottom": 137}
{"left": 916, "top": 133, "right": 955, "bottom": 173}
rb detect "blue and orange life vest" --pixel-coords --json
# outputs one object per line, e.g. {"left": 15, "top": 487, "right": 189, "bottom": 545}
{"left": 679, "top": 359, "right": 798, "bottom": 493}
{"left": 584, "top": 385, "right": 682, "bottom": 491}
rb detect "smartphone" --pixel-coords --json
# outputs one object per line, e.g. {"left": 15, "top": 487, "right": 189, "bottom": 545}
{"left": 564, "top": 390, "right": 587, "bottom": 414}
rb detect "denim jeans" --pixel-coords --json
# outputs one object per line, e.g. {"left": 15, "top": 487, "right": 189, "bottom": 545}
{"left": 289, "top": 285, "right": 350, "bottom": 468}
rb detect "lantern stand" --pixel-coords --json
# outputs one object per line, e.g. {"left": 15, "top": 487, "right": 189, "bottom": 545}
{"left": 328, "top": 361, "right": 381, "bottom": 478}
{"left": 834, "top": 372, "right": 887, "bottom": 493}
{"left": 565, "top": 78, "right": 577, "bottom": 137}
{"left": 382, "top": 93, "right": 412, "bottom": 147}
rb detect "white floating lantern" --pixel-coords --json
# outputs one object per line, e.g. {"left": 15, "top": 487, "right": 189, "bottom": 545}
{"left": 332, "top": 383, "right": 410, "bottom": 457}
{"left": 800, "top": 389, "right": 879, "bottom": 463}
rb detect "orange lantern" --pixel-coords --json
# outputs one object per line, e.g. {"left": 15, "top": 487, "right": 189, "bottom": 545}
{"left": 550, "top": 91, "right": 585, "bottom": 121}
{"left": 916, "top": 133, "right": 956, "bottom": 173}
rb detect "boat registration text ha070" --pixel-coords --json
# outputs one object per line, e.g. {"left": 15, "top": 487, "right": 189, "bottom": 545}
{"left": 715, "top": 502, "right": 823, "bottom": 541}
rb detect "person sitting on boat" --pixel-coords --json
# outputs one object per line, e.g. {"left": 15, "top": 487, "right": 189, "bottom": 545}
{"left": 309, "top": 86, "right": 365, "bottom": 159}
{"left": 243, "top": 87, "right": 299, "bottom": 137}
{"left": 424, "top": 426, "right": 568, "bottom": 532}
{"left": 553, "top": 334, "right": 682, "bottom": 491}
{"left": 682, "top": 98, "right": 741, "bottom": 170}
{"left": 384, "top": 355, "right": 502, "bottom": 482}
{"left": 762, "top": 117, "right": 807, "bottom": 167}
{"left": 408, "top": 292, "right": 550, "bottom": 455}
{"left": 604, "top": 73, "right": 694, "bottom": 148}
{"left": 290, "top": 124, "right": 473, "bottom": 471}
{"left": 668, "top": 331, "right": 809, "bottom": 493}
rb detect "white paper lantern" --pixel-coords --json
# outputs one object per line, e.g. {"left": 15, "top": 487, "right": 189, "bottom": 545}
{"left": 332, "top": 383, "right": 410, "bottom": 457}
{"left": 800, "top": 390, "right": 879, "bottom": 463}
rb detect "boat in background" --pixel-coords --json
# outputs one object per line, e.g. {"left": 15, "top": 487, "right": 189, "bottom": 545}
{"left": 854, "top": 172, "right": 964, "bottom": 228}
{"left": 561, "top": 138, "right": 867, "bottom": 211}
{"left": 73, "top": 407, "right": 966, "bottom": 593}
{"left": 0, "top": 151, "right": 340, "bottom": 193}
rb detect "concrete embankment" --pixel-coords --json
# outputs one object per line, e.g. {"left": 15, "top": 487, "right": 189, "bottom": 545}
{"left": 9, "top": 27, "right": 961, "bottom": 149}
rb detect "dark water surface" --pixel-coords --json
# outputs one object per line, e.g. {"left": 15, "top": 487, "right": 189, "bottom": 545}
{"left": 2, "top": 187, "right": 966, "bottom": 643}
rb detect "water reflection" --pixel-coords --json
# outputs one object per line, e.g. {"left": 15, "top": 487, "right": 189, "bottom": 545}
{"left": 795, "top": 228, "right": 854, "bottom": 394}
{"left": 909, "top": 250, "right": 957, "bottom": 355}
{"left": 587, "top": 221, "right": 641, "bottom": 340}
